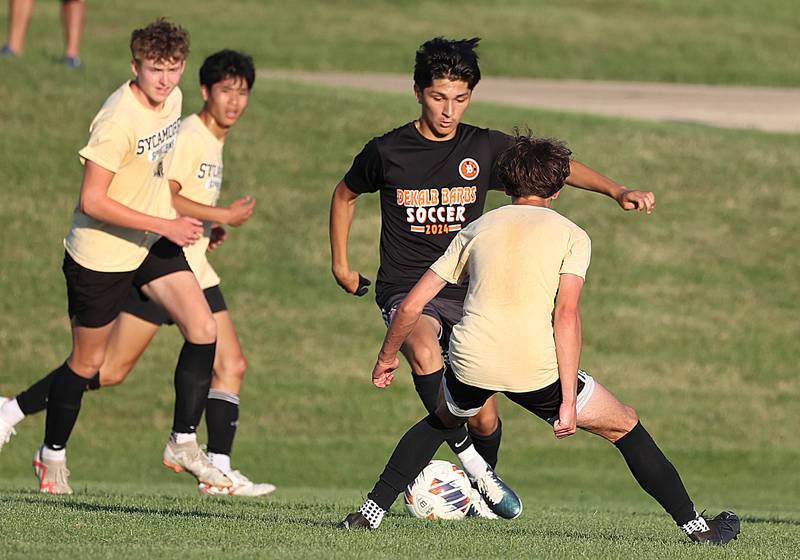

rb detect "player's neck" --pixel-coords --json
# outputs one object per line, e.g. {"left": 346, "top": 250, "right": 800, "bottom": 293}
{"left": 512, "top": 195, "right": 551, "bottom": 208}
{"left": 414, "top": 119, "right": 458, "bottom": 142}
{"left": 129, "top": 81, "right": 166, "bottom": 112}
{"left": 199, "top": 109, "right": 230, "bottom": 141}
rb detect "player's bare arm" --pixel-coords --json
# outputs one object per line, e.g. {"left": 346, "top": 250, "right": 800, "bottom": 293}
{"left": 168, "top": 179, "right": 255, "bottom": 226}
{"left": 566, "top": 160, "right": 656, "bottom": 214}
{"left": 372, "top": 269, "right": 448, "bottom": 388}
{"left": 329, "top": 180, "right": 370, "bottom": 296}
{"left": 79, "top": 160, "right": 202, "bottom": 247}
{"left": 552, "top": 272, "right": 584, "bottom": 439}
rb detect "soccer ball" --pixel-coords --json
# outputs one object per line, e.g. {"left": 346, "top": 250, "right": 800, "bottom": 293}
{"left": 403, "top": 460, "right": 473, "bottom": 520}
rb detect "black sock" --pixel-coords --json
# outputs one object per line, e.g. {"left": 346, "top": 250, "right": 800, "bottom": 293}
{"left": 614, "top": 421, "right": 696, "bottom": 525}
{"left": 16, "top": 368, "right": 59, "bottom": 416}
{"left": 469, "top": 417, "right": 502, "bottom": 469}
{"left": 412, "top": 369, "right": 473, "bottom": 454}
{"left": 206, "top": 389, "right": 239, "bottom": 455}
{"left": 43, "top": 362, "right": 88, "bottom": 449}
{"left": 86, "top": 373, "right": 101, "bottom": 391}
{"left": 172, "top": 341, "right": 216, "bottom": 434}
{"left": 368, "top": 412, "right": 462, "bottom": 511}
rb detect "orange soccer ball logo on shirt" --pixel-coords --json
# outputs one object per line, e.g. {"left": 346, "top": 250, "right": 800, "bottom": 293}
{"left": 458, "top": 158, "right": 480, "bottom": 181}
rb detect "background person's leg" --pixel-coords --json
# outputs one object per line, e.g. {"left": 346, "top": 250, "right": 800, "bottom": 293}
{"left": 4, "top": 0, "right": 34, "bottom": 54}
{"left": 60, "top": 0, "right": 83, "bottom": 65}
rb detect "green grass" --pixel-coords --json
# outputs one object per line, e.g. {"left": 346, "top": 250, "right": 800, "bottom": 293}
{"left": 1, "top": 2, "right": 799, "bottom": 558}
{"left": 3, "top": 0, "right": 800, "bottom": 86}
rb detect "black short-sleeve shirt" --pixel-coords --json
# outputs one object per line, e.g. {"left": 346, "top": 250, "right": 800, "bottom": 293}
{"left": 344, "top": 122, "right": 512, "bottom": 306}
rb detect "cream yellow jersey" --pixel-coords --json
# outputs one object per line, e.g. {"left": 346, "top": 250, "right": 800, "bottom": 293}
{"left": 430, "top": 204, "right": 591, "bottom": 393}
{"left": 64, "top": 82, "right": 181, "bottom": 272}
{"left": 167, "top": 114, "right": 223, "bottom": 289}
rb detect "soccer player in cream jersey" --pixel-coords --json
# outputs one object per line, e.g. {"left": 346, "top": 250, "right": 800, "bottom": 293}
{"left": 0, "top": 19, "right": 232, "bottom": 495}
{"left": 339, "top": 134, "right": 740, "bottom": 545}
{"left": 0, "top": 50, "right": 274, "bottom": 496}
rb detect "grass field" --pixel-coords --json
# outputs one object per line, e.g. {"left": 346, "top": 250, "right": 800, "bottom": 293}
{"left": 1, "top": 2, "right": 799, "bottom": 559}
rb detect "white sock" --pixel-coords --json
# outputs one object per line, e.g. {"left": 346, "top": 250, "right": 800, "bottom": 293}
{"left": 0, "top": 397, "right": 25, "bottom": 427}
{"left": 358, "top": 499, "right": 386, "bottom": 529}
{"left": 171, "top": 432, "right": 197, "bottom": 445}
{"left": 208, "top": 452, "right": 231, "bottom": 474}
{"left": 41, "top": 445, "right": 66, "bottom": 461}
{"left": 457, "top": 444, "right": 488, "bottom": 479}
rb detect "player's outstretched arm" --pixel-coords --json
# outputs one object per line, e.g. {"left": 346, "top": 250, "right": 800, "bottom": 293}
{"left": 372, "top": 270, "right": 447, "bottom": 388}
{"left": 168, "top": 180, "right": 255, "bottom": 226}
{"left": 79, "top": 160, "right": 202, "bottom": 246}
{"left": 330, "top": 180, "right": 370, "bottom": 296}
{"left": 566, "top": 160, "right": 655, "bottom": 214}
{"left": 552, "top": 273, "right": 585, "bottom": 439}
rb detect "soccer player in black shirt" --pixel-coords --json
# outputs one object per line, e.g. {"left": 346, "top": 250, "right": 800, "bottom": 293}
{"left": 329, "top": 37, "right": 656, "bottom": 508}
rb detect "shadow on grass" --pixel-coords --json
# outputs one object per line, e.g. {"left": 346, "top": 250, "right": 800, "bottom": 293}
{"left": 4, "top": 494, "right": 253, "bottom": 521}
{"left": 3, "top": 491, "right": 350, "bottom": 529}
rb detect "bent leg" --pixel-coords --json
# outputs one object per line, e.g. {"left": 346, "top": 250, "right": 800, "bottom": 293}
{"left": 578, "top": 380, "right": 696, "bottom": 526}
{"left": 99, "top": 312, "right": 160, "bottom": 387}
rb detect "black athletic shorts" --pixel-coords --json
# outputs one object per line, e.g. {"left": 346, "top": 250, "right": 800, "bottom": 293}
{"left": 442, "top": 366, "right": 596, "bottom": 425}
{"left": 63, "top": 237, "right": 191, "bottom": 328}
{"left": 380, "top": 292, "right": 464, "bottom": 356}
{"left": 123, "top": 284, "right": 227, "bottom": 326}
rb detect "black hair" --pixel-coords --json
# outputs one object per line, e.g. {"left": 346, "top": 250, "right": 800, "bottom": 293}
{"left": 413, "top": 37, "right": 481, "bottom": 90}
{"left": 199, "top": 49, "right": 255, "bottom": 90}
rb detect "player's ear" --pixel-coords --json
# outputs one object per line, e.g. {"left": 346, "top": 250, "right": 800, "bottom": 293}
{"left": 551, "top": 190, "right": 560, "bottom": 200}
{"left": 130, "top": 58, "right": 140, "bottom": 77}
{"left": 200, "top": 85, "right": 210, "bottom": 103}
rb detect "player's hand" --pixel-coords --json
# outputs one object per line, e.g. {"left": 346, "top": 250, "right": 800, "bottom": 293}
{"left": 163, "top": 216, "right": 204, "bottom": 247}
{"left": 372, "top": 355, "right": 400, "bottom": 388}
{"left": 616, "top": 188, "right": 655, "bottom": 214}
{"left": 225, "top": 195, "right": 256, "bottom": 227}
{"left": 553, "top": 402, "right": 577, "bottom": 439}
{"left": 207, "top": 225, "right": 227, "bottom": 252}
{"left": 333, "top": 268, "right": 371, "bottom": 297}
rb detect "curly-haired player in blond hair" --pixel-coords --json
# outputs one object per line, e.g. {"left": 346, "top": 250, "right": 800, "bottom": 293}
{"left": 0, "top": 19, "right": 232, "bottom": 495}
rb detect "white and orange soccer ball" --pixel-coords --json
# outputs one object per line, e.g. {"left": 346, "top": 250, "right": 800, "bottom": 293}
{"left": 403, "top": 460, "right": 473, "bottom": 520}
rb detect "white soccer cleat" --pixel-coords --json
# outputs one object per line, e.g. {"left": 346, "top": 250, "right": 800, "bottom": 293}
{"left": 466, "top": 488, "right": 499, "bottom": 519}
{"left": 199, "top": 469, "right": 276, "bottom": 497}
{"left": 471, "top": 466, "right": 523, "bottom": 519}
{"left": 33, "top": 446, "right": 73, "bottom": 495}
{"left": 162, "top": 439, "right": 232, "bottom": 490}
{"left": 0, "top": 397, "right": 17, "bottom": 453}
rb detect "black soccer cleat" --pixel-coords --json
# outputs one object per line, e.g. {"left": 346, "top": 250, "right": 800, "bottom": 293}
{"left": 686, "top": 511, "right": 740, "bottom": 545}
{"left": 337, "top": 512, "right": 372, "bottom": 530}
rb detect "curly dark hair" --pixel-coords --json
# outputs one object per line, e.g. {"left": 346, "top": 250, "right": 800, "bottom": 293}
{"left": 199, "top": 49, "right": 255, "bottom": 90}
{"left": 130, "top": 18, "right": 190, "bottom": 62}
{"left": 413, "top": 37, "right": 481, "bottom": 90}
{"left": 495, "top": 130, "right": 572, "bottom": 199}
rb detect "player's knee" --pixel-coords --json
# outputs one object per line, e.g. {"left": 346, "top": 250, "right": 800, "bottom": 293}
{"left": 100, "top": 366, "right": 129, "bottom": 387}
{"left": 185, "top": 315, "right": 217, "bottom": 344}
{"left": 215, "top": 355, "right": 247, "bottom": 382}
{"left": 467, "top": 412, "right": 499, "bottom": 436}
{"left": 71, "top": 352, "right": 105, "bottom": 377}
{"left": 408, "top": 344, "right": 440, "bottom": 373}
